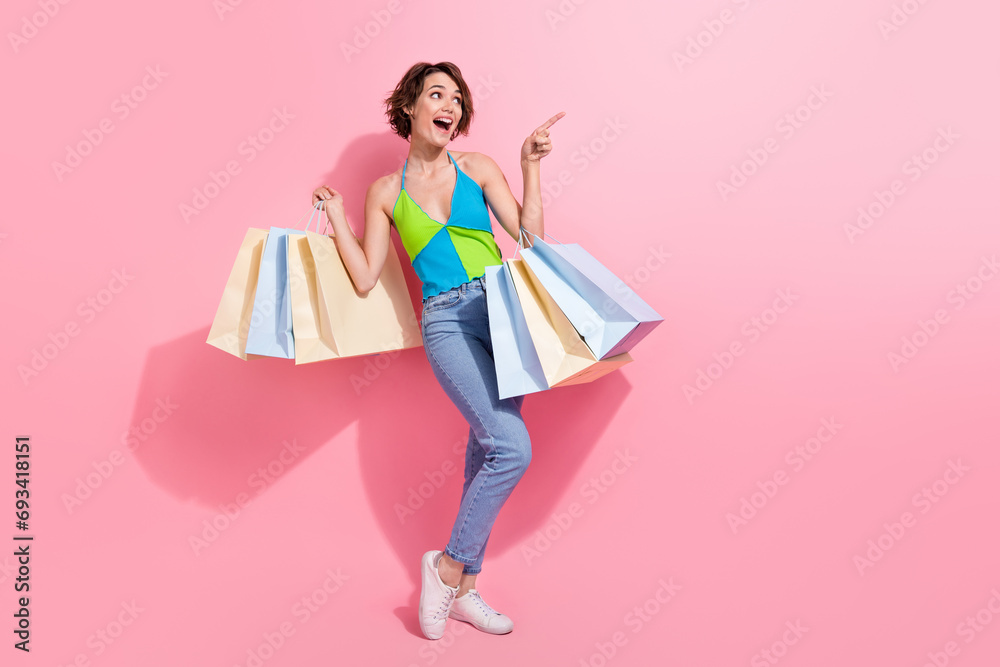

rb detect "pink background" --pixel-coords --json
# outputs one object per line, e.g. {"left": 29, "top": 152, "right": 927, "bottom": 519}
{"left": 3, "top": 0, "right": 999, "bottom": 665}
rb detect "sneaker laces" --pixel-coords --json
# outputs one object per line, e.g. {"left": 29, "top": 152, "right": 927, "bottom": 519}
{"left": 465, "top": 590, "right": 499, "bottom": 616}
{"left": 431, "top": 586, "right": 458, "bottom": 621}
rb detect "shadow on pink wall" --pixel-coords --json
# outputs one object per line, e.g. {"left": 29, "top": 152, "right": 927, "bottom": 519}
{"left": 129, "top": 327, "right": 630, "bottom": 635}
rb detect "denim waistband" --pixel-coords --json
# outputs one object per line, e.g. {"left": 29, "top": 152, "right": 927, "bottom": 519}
{"left": 462, "top": 275, "right": 487, "bottom": 292}
{"left": 423, "top": 275, "right": 487, "bottom": 302}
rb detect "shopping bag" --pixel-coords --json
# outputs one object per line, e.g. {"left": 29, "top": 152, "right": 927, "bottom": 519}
{"left": 484, "top": 263, "right": 548, "bottom": 400}
{"left": 519, "top": 230, "right": 662, "bottom": 359}
{"left": 287, "top": 203, "right": 422, "bottom": 363}
{"left": 244, "top": 223, "right": 298, "bottom": 358}
{"left": 206, "top": 227, "right": 270, "bottom": 360}
{"left": 506, "top": 257, "right": 633, "bottom": 390}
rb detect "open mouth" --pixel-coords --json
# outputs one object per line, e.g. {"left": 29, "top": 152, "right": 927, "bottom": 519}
{"left": 433, "top": 117, "right": 453, "bottom": 133}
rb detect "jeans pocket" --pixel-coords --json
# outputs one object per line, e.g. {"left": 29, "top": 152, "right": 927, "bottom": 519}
{"left": 423, "top": 289, "right": 462, "bottom": 314}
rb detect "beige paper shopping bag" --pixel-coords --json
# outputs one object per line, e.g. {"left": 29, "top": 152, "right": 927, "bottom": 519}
{"left": 206, "top": 227, "right": 270, "bottom": 359}
{"left": 507, "top": 258, "right": 632, "bottom": 387}
{"left": 287, "top": 230, "right": 422, "bottom": 364}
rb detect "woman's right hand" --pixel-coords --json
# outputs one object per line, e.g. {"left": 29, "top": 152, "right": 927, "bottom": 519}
{"left": 312, "top": 186, "right": 345, "bottom": 223}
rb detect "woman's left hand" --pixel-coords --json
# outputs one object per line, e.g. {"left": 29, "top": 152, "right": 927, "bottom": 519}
{"left": 521, "top": 111, "right": 566, "bottom": 163}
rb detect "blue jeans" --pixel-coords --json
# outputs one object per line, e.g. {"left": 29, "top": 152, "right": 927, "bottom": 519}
{"left": 420, "top": 275, "right": 531, "bottom": 575}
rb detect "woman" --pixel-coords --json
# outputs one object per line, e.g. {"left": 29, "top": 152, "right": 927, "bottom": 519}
{"left": 312, "top": 61, "right": 563, "bottom": 640}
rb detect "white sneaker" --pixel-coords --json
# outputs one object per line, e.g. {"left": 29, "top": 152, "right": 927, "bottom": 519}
{"left": 449, "top": 589, "right": 514, "bottom": 634}
{"left": 419, "top": 550, "right": 458, "bottom": 640}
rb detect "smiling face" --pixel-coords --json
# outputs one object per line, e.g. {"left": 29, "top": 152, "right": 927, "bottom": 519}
{"left": 405, "top": 71, "right": 464, "bottom": 145}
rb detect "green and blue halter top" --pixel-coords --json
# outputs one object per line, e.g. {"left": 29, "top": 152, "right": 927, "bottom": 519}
{"left": 392, "top": 151, "right": 503, "bottom": 299}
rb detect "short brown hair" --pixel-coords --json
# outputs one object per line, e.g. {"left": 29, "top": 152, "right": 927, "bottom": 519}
{"left": 383, "top": 62, "right": 474, "bottom": 141}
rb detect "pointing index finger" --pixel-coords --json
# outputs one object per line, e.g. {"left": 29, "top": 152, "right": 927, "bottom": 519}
{"left": 537, "top": 111, "right": 566, "bottom": 132}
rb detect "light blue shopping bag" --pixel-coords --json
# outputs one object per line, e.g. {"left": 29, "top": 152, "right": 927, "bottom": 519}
{"left": 519, "top": 229, "right": 663, "bottom": 359}
{"left": 485, "top": 263, "right": 549, "bottom": 400}
{"left": 245, "top": 204, "right": 326, "bottom": 358}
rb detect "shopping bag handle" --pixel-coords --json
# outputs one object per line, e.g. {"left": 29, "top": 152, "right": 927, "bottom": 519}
{"left": 514, "top": 227, "right": 563, "bottom": 259}
{"left": 291, "top": 201, "right": 332, "bottom": 234}
{"left": 307, "top": 201, "right": 332, "bottom": 234}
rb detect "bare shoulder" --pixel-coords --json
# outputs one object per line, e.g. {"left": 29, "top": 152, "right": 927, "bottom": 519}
{"left": 453, "top": 151, "right": 501, "bottom": 186}
{"left": 366, "top": 170, "right": 402, "bottom": 216}
{"left": 368, "top": 170, "right": 400, "bottom": 197}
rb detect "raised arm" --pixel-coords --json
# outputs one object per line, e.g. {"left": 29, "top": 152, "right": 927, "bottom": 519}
{"left": 312, "top": 179, "right": 393, "bottom": 295}
{"left": 480, "top": 111, "right": 566, "bottom": 245}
